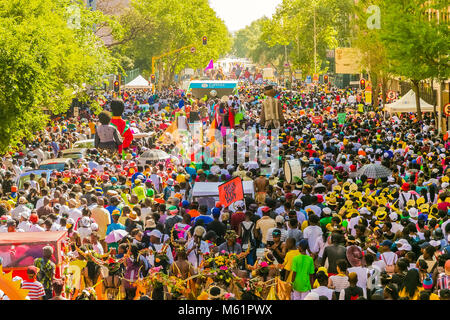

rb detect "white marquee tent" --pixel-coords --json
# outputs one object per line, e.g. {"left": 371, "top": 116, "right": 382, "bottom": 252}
{"left": 124, "top": 75, "right": 151, "bottom": 89}
{"left": 385, "top": 89, "right": 434, "bottom": 113}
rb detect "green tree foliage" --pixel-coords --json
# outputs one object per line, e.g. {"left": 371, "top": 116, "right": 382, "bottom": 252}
{"left": 352, "top": 0, "right": 391, "bottom": 107}
{"left": 261, "top": 0, "right": 353, "bottom": 75}
{"left": 232, "top": 18, "right": 286, "bottom": 72}
{"left": 379, "top": 0, "right": 450, "bottom": 120}
{"left": 118, "top": 0, "right": 232, "bottom": 84}
{"left": 0, "top": 0, "right": 119, "bottom": 153}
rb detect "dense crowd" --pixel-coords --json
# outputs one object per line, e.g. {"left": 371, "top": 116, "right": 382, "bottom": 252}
{"left": 0, "top": 81, "right": 449, "bottom": 301}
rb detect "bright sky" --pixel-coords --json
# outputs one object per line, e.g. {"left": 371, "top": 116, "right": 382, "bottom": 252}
{"left": 209, "top": 0, "right": 282, "bottom": 33}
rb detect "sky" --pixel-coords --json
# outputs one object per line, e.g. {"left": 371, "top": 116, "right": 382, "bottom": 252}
{"left": 209, "top": 0, "right": 282, "bottom": 33}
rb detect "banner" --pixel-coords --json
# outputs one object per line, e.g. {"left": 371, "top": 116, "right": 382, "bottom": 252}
{"left": 338, "top": 113, "right": 347, "bottom": 124}
{"left": 335, "top": 48, "right": 362, "bottom": 74}
{"left": 218, "top": 177, "right": 244, "bottom": 208}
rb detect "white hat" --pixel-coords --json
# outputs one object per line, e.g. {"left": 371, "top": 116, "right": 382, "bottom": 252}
{"left": 429, "top": 240, "right": 441, "bottom": 248}
{"left": 408, "top": 207, "right": 418, "bottom": 218}
{"left": 360, "top": 207, "right": 371, "bottom": 215}
{"left": 389, "top": 212, "right": 398, "bottom": 222}
{"left": 442, "top": 182, "right": 449, "bottom": 189}
{"left": 275, "top": 215, "right": 285, "bottom": 224}
{"left": 91, "top": 223, "right": 99, "bottom": 231}
{"left": 20, "top": 211, "right": 30, "bottom": 219}
{"left": 396, "top": 239, "right": 412, "bottom": 251}
{"left": 387, "top": 176, "right": 395, "bottom": 183}
{"left": 166, "top": 178, "right": 174, "bottom": 186}
{"left": 322, "top": 207, "right": 332, "bottom": 215}
{"left": 80, "top": 217, "right": 91, "bottom": 228}
{"left": 149, "top": 229, "right": 162, "bottom": 239}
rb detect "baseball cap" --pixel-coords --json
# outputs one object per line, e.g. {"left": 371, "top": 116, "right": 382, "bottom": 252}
{"left": 272, "top": 228, "right": 282, "bottom": 237}
{"left": 380, "top": 240, "right": 393, "bottom": 247}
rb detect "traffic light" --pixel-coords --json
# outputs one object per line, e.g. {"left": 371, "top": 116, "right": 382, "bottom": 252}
{"left": 113, "top": 80, "right": 120, "bottom": 93}
{"left": 324, "top": 74, "right": 329, "bottom": 84}
{"left": 360, "top": 78, "right": 366, "bottom": 90}
{"left": 202, "top": 36, "right": 207, "bottom": 46}
{"left": 150, "top": 74, "right": 156, "bottom": 84}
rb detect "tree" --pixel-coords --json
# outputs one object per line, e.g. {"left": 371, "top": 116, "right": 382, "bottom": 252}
{"left": 118, "top": 0, "right": 232, "bottom": 85}
{"left": 261, "top": 0, "right": 353, "bottom": 76}
{"left": 232, "top": 18, "right": 286, "bottom": 72}
{"left": 379, "top": 0, "right": 450, "bottom": 121}
{"left": 0, "top": 0, "right": 118, "bottom": 153}
{"left": 352, "top": 0, "right": 392, "bottom": 108}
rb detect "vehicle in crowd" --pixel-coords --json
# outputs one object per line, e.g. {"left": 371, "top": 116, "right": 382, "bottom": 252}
{"left": 15, "top": 169, "right": 52, "bottom": 190}
{"left": 38, "top": 158, "right": 76, "bottom": 172}
{"left": 188, "top": 80, "right": 238, "bottom": 99}
{"left": 72, "top": 139, "right": 94, "bottom": 149}
{"left": 0, "top": 231, "right": 68, "bottom": 281}
{"left": 61, "top": 148, "right": 88, "bottom": 161}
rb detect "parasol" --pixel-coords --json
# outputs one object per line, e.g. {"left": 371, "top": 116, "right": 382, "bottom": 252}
{"left": 140, "top": 149, "right": 171, "bottom": 161}
{"left": 356, "top": 164, "right": 392, "bottom": 179}
{"left": 105, "top": 229, "right": 128, "bottom": 243}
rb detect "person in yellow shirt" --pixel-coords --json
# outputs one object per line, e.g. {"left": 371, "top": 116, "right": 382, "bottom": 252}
{"left": 398, "top": 269, "right": 423, "bottom": 300}
{"left": 281, "top": 238, "right": 300, "bottom": 282}
{"left": 88, "top": 121, "right": 96, "bottom": 139}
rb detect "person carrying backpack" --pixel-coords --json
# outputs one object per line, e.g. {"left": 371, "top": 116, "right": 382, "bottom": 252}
{"left": 239, "top": 211, "right": 257, "bottom": 266}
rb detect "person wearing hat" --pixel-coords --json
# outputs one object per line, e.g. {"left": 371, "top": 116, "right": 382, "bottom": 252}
{"left": 379, "top": 240, "right": 397, "bottom": 274}
{"left": 218, "top": 230, "right": 242, "bottom": 255}
{"left": 147, "top": 229, "right": 174, "bottom": 269}
{"left": 10, "top": 196, "right": 31, "bottom": 221}
{"left": 347, "top": 245, "right": 368, "bottom": 298}
{"left": 17, "top": 211, "right": 32, "bottom": 232}
{"left": 29, "top": 213, "right": 44, "bottom": 232}
{"left": 186, "top": 226, "right": 210, "bottom": 269}
{"left": 34, "top": 246, "right": 56, "bottom": 300}
{"left": 21, "top": 266, "right": 45, "bottom": 300}
{"left": 125, "top": 210, "right": 143, "bottom": 233}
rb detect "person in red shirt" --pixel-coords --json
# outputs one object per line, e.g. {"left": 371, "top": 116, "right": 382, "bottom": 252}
{"left": 21, "top": 266, "right": 46, "bottom": 300}
{"left": 230, "top": 201, "right": 246, "bottom": 235}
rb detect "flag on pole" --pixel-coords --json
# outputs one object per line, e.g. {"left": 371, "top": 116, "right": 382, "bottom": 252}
{"left": 204, "top": 59, "right": 214, "bottom": 71}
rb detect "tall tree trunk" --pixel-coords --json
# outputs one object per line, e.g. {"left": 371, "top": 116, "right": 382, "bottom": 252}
{"left": 381, "top": 76, "right": 388, "bottom": 107}
{"left": 411, "top": 79, "right": 422, "bottom": 122}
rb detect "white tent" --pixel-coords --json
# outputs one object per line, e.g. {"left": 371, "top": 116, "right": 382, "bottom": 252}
{"left": 385, "top": 89, "right": 434, "bottom": 113}
{"left": 124, "top": 75, "right": 151, "bottom": 88}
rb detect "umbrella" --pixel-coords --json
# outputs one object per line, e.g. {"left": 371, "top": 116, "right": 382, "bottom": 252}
{"left": 140, "top": 149, "right": 170, "bottom": 161}
{"left": 105, "top": 229, "right": 128, "bottom": 244}
{"left": 356, "top": 164, "right": 392, "bottom": 179}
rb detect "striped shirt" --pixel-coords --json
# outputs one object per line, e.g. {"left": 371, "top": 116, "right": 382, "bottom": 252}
{"left": 21, "top": 280, "right": 45, "bottom": 300}
{"left": 329, "top": 275, "right": 350, "bottom": 294}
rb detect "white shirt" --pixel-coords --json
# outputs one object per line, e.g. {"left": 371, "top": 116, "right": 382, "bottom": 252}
{"left": 68, "top": 208, "right": 82, "bottom": 222}
{"left": 347, "top": 266, "right": 368, "bottom": 298}
{"left": 10, "top": 205, "right": 31, "bottom": 221}
{"left": 311, "top": 286, "right": 334, "bottom": 300}
{"left": 186, "top": 239, "right": 210, "bottom": 269}
{"left": 29, "top": 224, "right": 45, "bottom": 232}
{"left": 147, "top": 243, "right": 174, "bottom": 266}
{"left": 348, "top": 216, "right": 361, "bottom": 237}
{"left": 35, "top": 198, "right": 45, "bottom": 210}
{"left": 391, "top": 222, "right": 404, "bottom": 234}
{"left": 303, "top": 225, "right": 323, "bottom": 254}
{"left": 93, "top": 242, "right": 104, "bottom": 255}
{"left": 17, "top": 221, "right": 32, "bottom": 232}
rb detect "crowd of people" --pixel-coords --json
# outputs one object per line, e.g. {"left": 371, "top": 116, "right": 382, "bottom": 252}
{"left": 0, "top": 79, "right": 449, "bottom": 301}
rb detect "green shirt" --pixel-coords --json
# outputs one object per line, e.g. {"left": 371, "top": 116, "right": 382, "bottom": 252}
{"left": 291, "top": 253, "right": 315, "bottom": 293}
